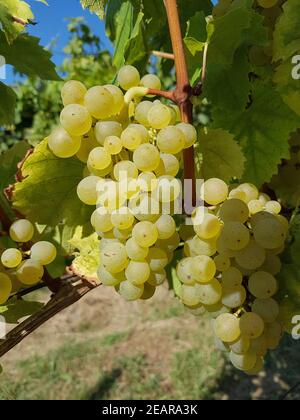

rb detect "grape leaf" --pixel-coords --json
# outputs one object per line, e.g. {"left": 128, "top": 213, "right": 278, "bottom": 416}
{"left": 80, "top": 0, "right": 108, "bottom": 19}
{"left": 0, "top": 140, "right": 30, "bottom": 220}
{"left": 197, "top": 128, "right": 245, "bottom": 182}
{"left": 13, "top": 139, "right": 93, "bottom": 228}
{"left": 273, "top": 0, "right": 300, "bottom": 62}
{"left": 184, "top": 11, "right": 207, "bottom": 56}
{"left": 0, "top": 0, "right": 34, "bottom": 43}
{"left": 0, "top": 82, "right": 17, "bottom": 125}
{"left": 274, "top": 60, "right": 300, "bottom": 117}
{"left": 124, "top": 11, "right": 148, "bottom": 69}
{"left": 69, "top": 227, "right": 100, "bottom": 278}
{"left": 270, "top": 164, "right": 300, "bottom": 209}
{"left": 0, "top": 33, "right": 60, "bottom": 80}
{"left": 0, "top": 297, "right": 43, "bottom": 324}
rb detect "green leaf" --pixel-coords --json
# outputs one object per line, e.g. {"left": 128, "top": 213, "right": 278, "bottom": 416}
{"left": 273, "top": 0, "right": 300, "bottom": 62}
{"left": 0, "top": 297, "right": 43, "bottom": 324}
{"left": 0, "top": 140, "right": 30, "bottom": 220}
{"left": 0, "top": 33, "right": 60, "bottom": 80}
{"left": 270, "top": 164, "right": 300, "bottom": 209}
{"left": 13, "top": 139, "right": 93, "bottom": 228}
{"left": 124, "top": 11, "right": 148, "bottom": 68}
{"left": 197, "top": 128, "right": 245, "bottom": 182}
{"left": 184, "top": 11, "right": 207, "bottom": 56}
{"left": 0, "top": 0, "right": 34, "bottom": 43}
{"left": 69, "top": 227, "right": 100, "bottom": 278}
{"left": 0, "top": 82, "right": 17, "bottom": 125}
{"left": 216, "top": 83, "right": 300, "bottom": 186}
{"left": 80, "top": 0, "right": 108, "bottom": 19}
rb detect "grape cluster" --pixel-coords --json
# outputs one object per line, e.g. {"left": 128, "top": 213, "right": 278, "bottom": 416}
{"left": 0, "top": 219, "right": 57, "bottom": 304}
{"left": 177, "top": 178, "right": 288, "bottom": 374}
{"left": 47, "top": 65, "right": 196, "bottom": 301}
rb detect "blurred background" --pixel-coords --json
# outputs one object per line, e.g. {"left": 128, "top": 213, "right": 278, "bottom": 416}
{"left": 0, "top": 0, "right": 300, "bottom": 400}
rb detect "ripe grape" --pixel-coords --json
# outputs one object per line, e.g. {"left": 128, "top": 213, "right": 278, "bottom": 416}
{"left": 103, "top": 84, "right": 124, "bottom": 114}
{"left": 113, "top": 161, "right": 138, "bottom": 181}
{"left": 222, "top": 285, "right": 246, "bottom": 309}
{"left": 118, "top": 65, "right": 140, "bottom": 90}
{"left": 111, "top": 207, "right": 134, "bottom": 230}
{"left": 30, "top": 241, "right": 57, "bottom": 265}
{"left": 17, "top": 260, "right": 44, "bottom": 285}
{"left": 148, "top": 104, "right": 172, "bottom": 129}
{"left": 118, "top": 280, "right": 144, "bottom": 301}
{"left": 221, "top": 267, "right": 243, "bottom": 288}
{"left": 252, "top": 298, "right": 279, "bottom": 323}
{"left": 235, "top": 239, "right": 266, "bottom": 270}
{"left": 230, "top": 336, "right": 250, "bottom": 355}
{"left": 135, "top": 101, "right": 153, "bottom": 126}
{"left": 48, "top": 127, "right": 81, "bottom": 158}
{"left": 155, "top": 154, "right": 180, "bottom": 177}
{"left": 218, "top": 199, "right": 249, "bottom": 223}
{"left": 125, "top": 260, "right": 150, "bottom": 285}
{"left": 186, "top": 235, "right": 217, "bottom": 257}
{"left": 1, "top": 248, "right": 22, "bottom": 268}
{"left": 253, "top": 217, "right": 286, "bottom": 249}
{"left": 157, "top": 126, "right": 185, "bottom": 154}
{"left": 214, "top": 253, "right": 231, "bottom": 272}
{"left": 125, "top": 238, "right": 149, "bottom": 261}
{"left": 77, "top": 176, "right": 101, "bottom": 205}
{"left": 98, "top": 265, "right": 125, "bottom": 286}
{"left": 193, "top": 213, "right": 222, "bottom": 240}
{"left": 61, "top": 80, "right": 87, "bottom": 106}
{"left": 140, "top": 74, "right": 161, "bottom": 90}
{"left": 177, "top": 257, "right": 197, "bottom": 285}
{"left": 132, "top": 221, "right": 158, "bottom": 248}
{"left": 176, "top": 123, "right": 197, "bottom": 149}
{"left": 147, "top": 248, "right": 168, "bottom": 272}
{"left": 101, "top": 242, "right": 128, "bottom": 274}
{"left": 133, "top": 144, "right": 161, "bottom": 172}
{"left": 88, "top": 147, "right": 112, "bottom": 171}
{"left": 181, "top": 284, "right": 201, "bottom": 307}
{"left": 95, "top": 121, "right": 123, "bottom": 145}
{"left": 10, "top": 219, "right": 34, "bottom": 243}
{"left": 0, "top": 273, "right": 12, "bottom": 305}
{"left": 104, "top": 136, "right": 123, "bottom": 155}
{"left": 196, "top": 278, "right": 222, "bottom": 305}
{"left": 248, "top": 271, "right": 278, "bottom": 299}
{"left": 229, "top": 351, "right": 257, "bottom": 371}
{"left": 214, "top": 313, "right": 241, "bottom": 343}
{"left": 240, "top": 312, "right": 265, "bottom": 339}
{"left": 265, "top": 200, "right": 281, "bottom": 215}
{"left": 201, "top": 178, "right": 228, "bottom": 205}
{"left": 60, "top": 104, "right": 92, "bottom": 136}
{"left": 193, "top": 255, "right": 216, "bottom": 283}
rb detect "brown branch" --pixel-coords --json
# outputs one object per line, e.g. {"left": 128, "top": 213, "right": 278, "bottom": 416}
{"left": 0, "top": 201, "right": 13, "bottom": 232}
{"left": 148, "top": 88, "right": 176, "bottom": 102}
{"left": 164, "top": 0, "right": 196, "bottom": 205}
{"left": 0, "top": 276, "right": 100, "bottom": 358}
{"left": 152, "top": 50, "right": 175, "bottom": 60}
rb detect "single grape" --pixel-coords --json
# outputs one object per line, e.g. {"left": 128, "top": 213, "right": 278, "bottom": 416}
{"left": 10, "top": 219, "right": 34, "bottom": 243}
{"left": 132, "top": 221, "right": 158, "bottom": 248}
{"left": 176, "top": 123, "right": 197, "bottom": 149}
{"left": 121, "top": 126, "right": 143, "bottom": 151}
{"left": 193, "top": 213, "right": 222, "bottom": 240}
{"left": 77, "top": 176, "right": 102, "bottom": 205}
{"left": 104, "top": 136, "right": 123, "bottom": 155}
{"left": 196, "top": 278, "right": 222, "bottom": 305}
{"left": 118, "top": 280, "right": 144, "bottom": 301}
{"left": 134, "top": 101, "right": 153, "bottom": 127}
{"left": 230, "top": 336, "right": 250, "bottom": 355}
{"left": 245, "top": 357, "right": 264, "bottom": 376}
{"left": 186, "top": 235, "right": 217, "bottom": 257}
{"left": 103, "top": 84, "right": 125, "bottom": 114}
{"left": 137, "top": 172, "right": 158, "bottom": 193}
{"left": 222, "top": 285, "right": 246, "bottom": 309}
{"left": 248, "top": 199, "right": 264, "bottom": 215}
{"left": 248, "top": 271, "right": 278, "bottom": 299}
{"left": 125, "top": 238, "right": 149, "bottom": 261}
{"left": 48, "top": 126, "right": 81, "bottom": 158}
{"left": 125, "top": 260, "right": 150, "bottom": 285}
{"left": 221, "top": 221, "right": 250, "bottom": 251}
{"left": 118, "top": 65, "right": 141, "bottom": 90}
{"left": 1, "top": 248, "right": 22, "bottom": 268}
{"left": 253, "top": 218, "right": 286, "bottom": 249}
{"left": 177, "top": 257, "right": 197, "bottom": 285}
{"left": 235, "top": 239, "right": 266, "bottom": 270}
{"left": 155, "top": 176, "right": 182, "bottom": 203}
{"left": 97, "top": 265, "right": 125, "bottom": 286}
{"left": 193, "top": 255, "right": 216, "bottom": 284}
{"left": 140, "top": 74, "right": 161, "bottom": 90}
{"left": 88, "top": 147, "right": 112, "bottom": 171}
{"left": 61, "top": 80, "right": 87, "bottom": 106}
{"left": 111, "top": 207, "right": 134, "bottom": 230}
{"left": 248, "top": 334, "right": 267, "bottom": 356}
{"left": 113, "top": 161, "right": 138, "bottom": 181}
{"left": 101, "top": 242, "right": 128, "bottom": 274}
{"left": 259, "top": 253, "right": 281, "bottom": 275}
{"left": 95, "top": 121, "right": 123, "bottom": 145}
{"left": 76, "top": 130, "right": 98, "bottom": 163}
{"left": 252, "top": 298, "right": 279, "bottom": 323}
{"left": 229, "top": 351, "right": 257, "bottom": 371}
{"left": 157, "top": 126, "right": 185, "bottom": 153}
{"left": 236, "top": 183, "right": 259, "bottom": 203}
{"left": 133, "top": 144, "right": 161, "bottom": 172}
{"left": 155, "top": 154, "right": 180, "bottom": 177}
{"left": 84, "top": 86, "right": 115, "bottom": 119}
{"left": 30, "top": 241, "right": 57, "bottom": 265}
{"left": 265, "top": 200, "right": 281, "bottom": 215}
{"left": 0, "top": 273, "right": 12, "bottom": 305}
{"left": 155, "top": 215, "right": 176, "bottom": 240}
{"left": 17, "top": 260, "right": 44, "bottom": 285}
{"left": 218, "top": 199, "right": 249, "bottom": 223}
{"left": 181, "top": 284, "right": 201, "bottom": 307}
{"left": 240, "top": 312, "right": 265, "bottom": 339}
{"left": 214, "top": 253, "right": 231, "bottom": 272}
{"left": 214, "top": 313, "right": 241, "bottom": 343}
{"left": 201, "top": 178, "right": 229, "bottom": 205}
{"left": 148, "top": 103, "right": 172, "bottom": 129}
{"left": 221, "top": 267, "right": 243, "bottom": 288}
{"left": 60, "top": 104, "right": 92, "bottom": 136}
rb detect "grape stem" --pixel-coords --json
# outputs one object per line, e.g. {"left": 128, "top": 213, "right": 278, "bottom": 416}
{"left": 152, "top": 50, "right": 175, "bottom": 60}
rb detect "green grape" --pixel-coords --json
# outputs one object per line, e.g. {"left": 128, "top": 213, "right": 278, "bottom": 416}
{"left": 77, "top": 176, "right": 102, "bottom": 205}
{"left": 257, "top": 0, "right": 278, "bottom": 8}
{"left": 113, "top": 227, "right": 132, "bottom": 241}
{"left": 216, "top": 235, "right": 235, "bottom": 257}
{"left": 84, "top": 86, "right": 115, "bottom": 119}
{"left": 129, "top": 194, "right": 160, "bottom": 222}
{"left": 157, "top": 126, "right": 185, "bottom": 154}
{"left": 258, "top": 193, "right": 271, "bottom": 205}
{"left": 201, "top": 178, "right": 229, "bottom": 205}
{"left": 230, "top": 336, "right": 250, "bottom": 355}
{"left": 147, "top": 248, "right": 168, "bottom": 272}
{"left": 118, "top": 65, "right": 141, "bottom": 90}
{"left": 248, "top": 271, "right": 278, "bottom": 299}
{"left": 125, "top": 260, "right": 150, "bottom": 285}
{"left": 248, "top": 334, "right": 267, "bottom": 356}
{"left": 148, "top": 269, "right": 167, "bottom": 287}
{"left": 155, "top": 176, "right": 181, "bottom": 203}
{"left": 114, "top": 161, "right": 138, "bottom": 181}
{"left": 140, "top": 74, "right": 161, "bottom": 90}
{"left": 221, "top": 222, "right": 250, "bottom": 251}
{"left": 253, "top": 218, "right": 286, "bottom": 249}
{"left": 181, "top": 284, "right": 201, "bottom": 307}
{"left": 1, "top": 248, "right": 22, "bottom": 268}
{"left": 132, "top": 221, "right": 158, "bottom": 248}
{"left": 276, "top": 214, "right": 289, "bottom": 231}
{"left": 185, "top": 235, "right": 217, "bottom": 257}
{"left": 111, "top": 207, "right": 134, "bottom": 230}
{"left": 119, "top": 178, "right": 140, "bottom": 200}
{"left": 30, "top": 241, "right": 57, "bottom": 265}
{"left": 229, "top": 351, "right": 257, "bottom": 371}
{"left": 61, "top": 80, "right": 87, "bottom": 106}
{"left": 91, "top": 207, "right": 114, "bottom": 233}
{"left": 101, "top": 242, "right": 129, "bottom": 274}
{"left": 0, "top": 273, "right": 12, "bottom": 304}
{"left": 104, "top": 136, "right": 123, "bottom": 155}
{"left": 235, "top": 239, "right": 266, "bottom": 270}
{"left": 60, "top": 104, "right": 92, "bottom": 136}
{"left": 214, "top": 254, "right": 231, "bottom": 272}
{"left": 76, "top": 131, "right": 98, "bottom": 163}
{"left": 155, "top": 154, "right": 180, "bottom": 177}
{"left": 218, "top": 199, "right": 249, "bottom": 223}
{"left": 265, "top": 200, "right": 281, "bottom": 215}
{"left": 125, "top": 238, "right": 149, "bottom": 261}
{"left": 99, "top": 181, "right": 127, "bottom": 211}
{"left": 16, "top": 260, "right": 44, "bottom": 285}
{"left": 250, "top": 210, "right": 274, "bottom": 228}
{"left": 252, "top": 298, "right": 279, "bottom": 323}
{"left": 95, "top": 121, "right": 123, "bottom": 145}
{"left": 264, "top": 321, "right": 283, "bottom": 349}
{"left": 259, "top": 253, "right": 281, "bottom": 275}
{"left": 97, "top": 265, "right": 125, "bottom": 286}
{"left": 121, "top": 126, "right": 143, "bottom": 151}
{"left": 48, "top": 127, "right": 81, "bottom": 158}
{"left": 133, "top": 144, "right": 160, "bottom": 172}
{"left": 245, "top": 357, "right": 264, "bottom": 376}
{"left": 196, "top": 278, "right": 222, "bottom": 305}
{"left": 248, "top": 199, "right": 264, "bottom": 215}
{"left": 147, "top": 103, "right": 172, "bottom": 129}
{"left": 134, "top": 101, "right": 153, "bottom": 127}
{"left": 137, "top": 172, "right": 158, "bottom": 193}
{"left": 236, "top": 183, "right": 259, "bottom": 203}
{"left": 87, "top": 161, "right": 113, "bottom": 177}
{"left": 222, "top": 285, "right": 246, "bottom": 309}
{"left": 194, "top": 213, "right": 222, "bottom": 240}
{"left": 141, "top": 282, "right": 156, "bottom": 300}
{"left": 214, "top": 313, "right": 241, "bottom": 343}
{"left": 221, "top": 267, "right": 243, "bottom": 288}
{"left": 155, "top": 215, "right": 176, "bottom": 240}
{"left": 118, "top": 280, "right": 144, "bottom": 301}
{"left": 205, "top": 302, "right": 230, "bottom": 317}
{"left": 9, "top": 219, "right": 34, "bottom": 243}
{"left": 103, "top": 84, "right": 125, "bottom": 114}
{"left": 240, "top": 312, "right": 265, "bottom": 339}
{"left": 176, "top": 122, "right": 197, "bottom": 149}
{"left": 129, "top": 124, "right": 150, "bottom": 144}
{"left": 88, "top": 147, "right": 112, "bottom": 171}
{"left": 228, "top": 188, "right": 247, "bottom": 201}
{"left": 193, "top": 255, "right": 216, "bottom": 284}
{"left": 177, "top": 257, "right": 197, "bottom": 285}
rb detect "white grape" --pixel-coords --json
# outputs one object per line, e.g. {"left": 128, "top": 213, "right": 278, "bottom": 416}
{"left": 118, "top": 65, "right": 141, "bottom": 90}
{"left": 10, "top": 219, "right": 34, "bottom": 243}
{"left": 48, "top": 127, "right": 81, "bottom": 158}
{"left": 17, "top": 260, "right": 44, "bottom": 285}
{"left": 30, "top": 241, "right": 57, "bottom": 265}
{"left": 1, "top": 248, "right": 22, "bottom": 268}
{"left": 60, "top": 104, "right": 92, "bottom": 136}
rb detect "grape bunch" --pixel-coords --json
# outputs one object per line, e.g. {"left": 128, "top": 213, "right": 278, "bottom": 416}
{"left": 0, "top": 219, "right": 57, "bottom": 304}
{"left": 177, "top": 178, "right": 288, "bottom": 374}
{"left": 47, "top": 65, "right": 196, "bottom": 301}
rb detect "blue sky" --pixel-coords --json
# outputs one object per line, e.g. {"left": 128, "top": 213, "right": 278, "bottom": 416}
{"left": 6, "top": 0, "right": 218, "bottom": 83}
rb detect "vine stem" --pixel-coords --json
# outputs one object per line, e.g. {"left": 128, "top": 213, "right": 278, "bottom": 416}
{"left": 164, "top": 0, "right": 196, "bottom": 204}
{"left": 152, "top": 50, "right": 175, "bottom": 60}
